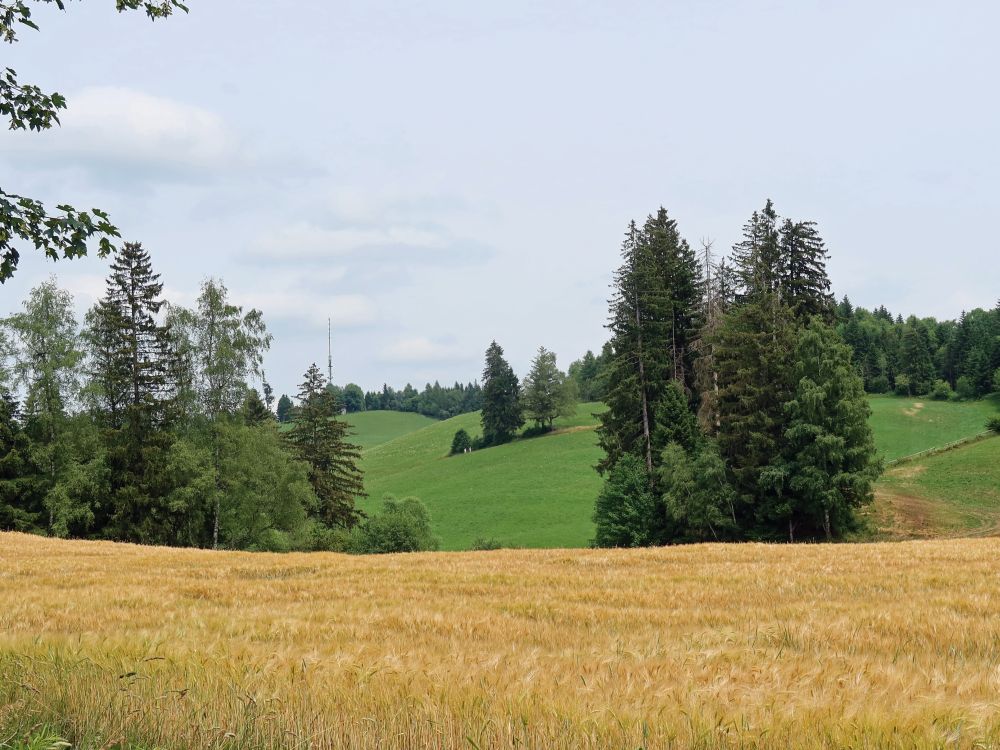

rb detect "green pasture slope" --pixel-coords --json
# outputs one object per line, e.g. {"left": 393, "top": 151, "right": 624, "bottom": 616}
{"left": 880, "top": 435, "right": 1000, "bottom": 535}
{"left": 342, "top": 410, "right": 438, "bottom": 450}
{"left": 356, "top": 395, "right": 999, "bottom": 549}
{"left": 359, "top": 403, "right": 605, "bottom": 550}
{"left": 868, "top": 394, "right": 1000, "bottom": 461}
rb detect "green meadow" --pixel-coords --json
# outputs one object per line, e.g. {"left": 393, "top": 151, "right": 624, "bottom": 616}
{"left": 354, "top": 395, "right": 1000, "bottom": 549}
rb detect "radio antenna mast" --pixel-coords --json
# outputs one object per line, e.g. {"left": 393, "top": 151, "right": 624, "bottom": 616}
{"left": 327, "top": 317, "right": 333, "bottom": 384}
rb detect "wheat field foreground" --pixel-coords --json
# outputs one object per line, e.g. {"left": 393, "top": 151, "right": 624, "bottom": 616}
{"left": 4, "top": 535, "right": 1000, "bottom": 750}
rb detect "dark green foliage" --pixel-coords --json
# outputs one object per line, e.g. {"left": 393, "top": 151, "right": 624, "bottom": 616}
{"left": 450, "top": 428, "right": 471, "bottom": 455}
{"left": 930, "top": 379, "right": 953, "bottom": 401}
{"left": 767, "top": 320, "right": 881, "bottom": 540}
{"left": 597, "top": 209, "right": 703, "bottom": 476}
{"left": 0, "top": 0, "right": 186, "bottom": 281}
{"left": 342, "top": 383, "right": 365, "bottom": 413}
{"left": 480, "top": 341, "right": 523, "bottom": 445}
{"left": 777, "top": 219, "right": 834, "bottom": 320}
{"left": 0, "top": 391, "right": 43, "bottom": 531}
{"left": 242, "top": 388, "right": 272, "bottom": 426}
{"left": 653, "top": 381, "right": 701, "bottom": 456}
{"left": 349, "top": 496, "right": 439, "bottom": 554}
{"left": 276, "top": 394, "right": 294, "bottom": 423}
{"left": 835, "top": 303, "right": 1000, "bottom": 398}
{"left": 986, "top": 417, "right": 1000, "bottom": 434}
{"left": 284, "top": 364, "right": 366, "bottom": 529}
{"left": 660, "top": 441, "right": 737, "bottom": 542}
{"left": 363, "top": 381, "right": 482, "bottom": 419}
{"left": 84, "top": 242, "right": 182, "bottom": 544}
{"left": 522, "top": 346, "right": 576, "bottom": 430}
{"left": 900, "top": 318, "right": 935, "bottom": 395}
{"left": 733, "top": 201, "right": 833, "bottom": 321}
{"left": 712, "top": 295, "right": 798, "bottom": 530}
{"left": 592, "top": 453, "right": 659, "bottom": 547}
{"left": 567, "top": 345, "right": 612, "bottom": 402}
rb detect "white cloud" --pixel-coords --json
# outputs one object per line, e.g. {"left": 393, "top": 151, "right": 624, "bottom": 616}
{"left": 380, "top": 336, "right": 468, "bottom": 364}
{"left": 254, "top": 222, "right": 445, "bottom": 260}
{"left": 3, "top": 87, "right": 243, "bottom": 179}
{"left": 236, "top": 289, "right": 377, "bottom": 329}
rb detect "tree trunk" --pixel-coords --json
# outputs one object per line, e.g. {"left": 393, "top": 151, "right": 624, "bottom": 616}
{"left": 635, "top": 289, "right": 653, "bottom": 474}
{"left": 823, "top": 508, "right": 831, "bottom": 540}
{"left": 788, "top": 519, "right": 795, "bottom": 543}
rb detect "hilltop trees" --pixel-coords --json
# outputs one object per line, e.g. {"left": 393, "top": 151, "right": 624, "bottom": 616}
{"left": 276, "top": 394, "right": 294, "bottom": 423}
{"left": 593, "top": 200, "right": 881, "bottom": 546}
{"left": 597, "top": 209, "right": 702, "bottom": 476}
{"left": 480, "top": 341, "right": 523, "bottom": 445}
{"left": 285, "top": 364, "right": 366, "bottom": 529}
{"left": 522, "top": 347, "right": 576, "bottom": 430}
{"left": 773, "top": 321, "right": 881, "bottom": 539}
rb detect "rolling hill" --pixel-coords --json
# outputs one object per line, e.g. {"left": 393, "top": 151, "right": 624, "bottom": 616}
{"left": 359, "top": 403, "right": 605, "bottom": 550}
{"left": 338, "top": 410, "right": 437, "bottom": 450}
{"left": 359, "top": 396, "right": 1000, "bottom": 549}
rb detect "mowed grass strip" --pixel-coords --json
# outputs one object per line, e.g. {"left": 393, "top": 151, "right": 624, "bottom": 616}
{"left": 877, "top": 435, "right": 1000, "bottom": 536}
{"left": 5, "top": 533, "right": 1000, "bottom": 748}
{"left": 867, "top": 394, "right": 1000, "bottom": 460}
{"left": 359, "top": 402, "right": 605, "bottom": 550}
{"left": 341, "top": 409, "right": 437, "bottom": 450}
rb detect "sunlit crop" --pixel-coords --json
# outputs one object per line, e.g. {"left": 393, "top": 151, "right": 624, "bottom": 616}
{"left": 3, "top": 532, "right": 1000, "bottom": 748}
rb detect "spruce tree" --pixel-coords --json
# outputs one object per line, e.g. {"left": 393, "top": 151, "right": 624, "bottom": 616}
{"left": 0, "top": 390, "right": 43, "bottom": 532}
{"left": 900, "top": 318, "right": 935, "bottom": 395}
{"left": 732, "top": 200, "right": 781, "bottom": 301}
{"left": 285, "top": 363, "right": 365, "bottom": 528}
{"left": 597, "top": 210, "right": 702, "bottom": 476}
{"left": 276, "top": 394, "right": 294, "bottom": 423}
{"left": 769, "top": 320, "right": 882, "bottom": 539}
{"left": 85, "top": 241, "right": 180, "bottom": 544}
{"left": 242, "top": 388, "right": 272, "bottom": 427}
{"left": 522, "top": 346, "right": 576, "bottom": 430}
{"left": 592, "top": 453, "right": 659, "bottom": 547}
{"left": 711, "top": 294, "right": 798, "bottom": 536}
{"left": 778, "top": 219, "right": 834, "bottom": 320}
{"left": 480, "top": 341, "right": 523, "bottom": 445}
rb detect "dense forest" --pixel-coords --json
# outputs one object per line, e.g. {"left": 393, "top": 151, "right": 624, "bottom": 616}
{"left": 275, "top": 381, "right": 484, "bottom": 422}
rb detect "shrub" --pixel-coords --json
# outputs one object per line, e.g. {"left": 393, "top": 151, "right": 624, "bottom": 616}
{"left": 521, "top": 424, "right": 553, "bottom": 439}
{"left": 450, "top": 428, "right": 472, "bottom": 455}
{"left": 350, "top": 496, "right": 439, "bottom": 554}
{"left": 930, "top": 379, "right": 953, "bottom": 401}
{"left": 987, "top": 417, "right": 1000, "bottom": 434}
{"left": 869, "top": 375, "right": 890, "bottom": 394}
{"left": 956, "top": 376, "right": 977, "bottom": 400}
{"left": 993, "top": 368, "right": 1000, "bottom": 395}
{"left": 469, "top": 537, "right": 505, "bottom": 551}
{"left": 893, "top": 374, "right": 911, "bottom": 397}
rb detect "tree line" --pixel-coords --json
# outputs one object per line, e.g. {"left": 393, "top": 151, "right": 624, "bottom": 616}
{"left": 835, "top": 299, "right": 1000, "bottom": 399}
{"left": 592, "top": 201, "right": 883, "bottom": 545}
{"left": 0, "top": 243, "right": 437, "bottom": 553}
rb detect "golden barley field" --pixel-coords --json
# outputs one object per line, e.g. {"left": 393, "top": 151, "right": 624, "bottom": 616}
{"left": 4, "top": 533, "right": 1000, "bottom": 749}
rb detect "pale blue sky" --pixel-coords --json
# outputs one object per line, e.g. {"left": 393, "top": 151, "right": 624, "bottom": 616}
{"left": 2, "top": 1, "right": 998, "bottom": 397}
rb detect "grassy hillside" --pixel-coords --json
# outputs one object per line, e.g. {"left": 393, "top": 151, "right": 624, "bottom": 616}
{"left": 868, "top": 393, "right": 999, "bottom": 460}
{"left": 340, "top": 410, "right": 437, "bottom": 450}
{"left": 359, "top": 396, "right": 999, "bottom": 549}
{"left": 6, "top": 533, "right": 1000, "bottom": 748}
{"left": 359, "top": 403, "right": 605, "bottom": 550}
{"left": 874, "top": 435, "right": 1000, "bottom": 538}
